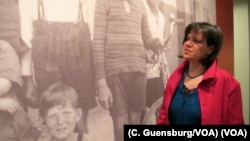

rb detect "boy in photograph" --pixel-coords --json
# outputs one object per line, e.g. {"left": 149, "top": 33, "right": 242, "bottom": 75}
{"left": 38, "top": 83, "right": 83, "bottom": 141}
{"left": 93, "top": 0, "right": 166, "bottom": 140}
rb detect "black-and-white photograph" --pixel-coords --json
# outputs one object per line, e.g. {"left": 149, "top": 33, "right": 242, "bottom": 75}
{"left": 0, "top": 0, "right": 219, "bottom": 141}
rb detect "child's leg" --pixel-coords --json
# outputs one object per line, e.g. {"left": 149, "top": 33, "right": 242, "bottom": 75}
{"left": 129, "top": 110, "right": 143, "bottom": 124}
{"left": 111, "top": 112, "right": 129, "bottom": 141}
{"left": 76, "top": 110, "right": 89, "bottom": 141}
{"left": 107, "top": 74, "right": 128, "bottom": 141}
{"left": 127, "top": 72, "right": 146, "bottom": 125}
{"left": 107, "top": 72, "right": 146, "bottom": 141}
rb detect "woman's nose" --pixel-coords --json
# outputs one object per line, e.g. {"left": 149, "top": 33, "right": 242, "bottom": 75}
{"left": 184, "top": 40, "right": 192, "bottom": 47}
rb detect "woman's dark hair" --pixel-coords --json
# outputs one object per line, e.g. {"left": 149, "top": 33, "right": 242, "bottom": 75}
{"left": 180, "top": 22, "right": 223, "bottom": 68}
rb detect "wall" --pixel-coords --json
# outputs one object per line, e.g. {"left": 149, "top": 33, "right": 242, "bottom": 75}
{"left": 216, "top": 0, "right": 249, "bottom": 124}
{"left": 216, "top": 0, "right": 234, "bottom": 75}
{"left": 233, "top": 0, "right": 250, "bottom": 124}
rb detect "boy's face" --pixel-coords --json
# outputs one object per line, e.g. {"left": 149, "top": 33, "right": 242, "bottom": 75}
{"left": 44, "top": 102, "right": 82, "bottom": 140}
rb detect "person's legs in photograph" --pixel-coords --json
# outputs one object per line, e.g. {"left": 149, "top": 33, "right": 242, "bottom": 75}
{"left": 108, "top": 72, "right": 146, "bottom": 141}
{"left": 128, "top": 72, "right": 146, "bottom": 125}
{"left": 75, "top": 110, "right": 89, "bottom": 141}
{"left": 108, "top": 74, "right": 128, "bottom": 141}
{"left": 64, "top": 66, "right": 96, "bottom": 141}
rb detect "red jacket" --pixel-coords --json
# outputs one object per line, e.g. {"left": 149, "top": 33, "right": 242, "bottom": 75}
{"left": 157, "top": 59, "right": 245, "bottom": 125}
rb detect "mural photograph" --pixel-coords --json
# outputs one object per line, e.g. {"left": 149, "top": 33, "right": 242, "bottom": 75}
{"left": 0, "top": 0, "right": 218, "bottom": 141}
{"left": 86, "top": 0, "right": 217, "bottom": 141}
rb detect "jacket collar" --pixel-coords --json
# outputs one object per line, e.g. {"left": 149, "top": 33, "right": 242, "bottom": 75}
{"left": 173, "top": 59, "right": 218, "bottom": 82}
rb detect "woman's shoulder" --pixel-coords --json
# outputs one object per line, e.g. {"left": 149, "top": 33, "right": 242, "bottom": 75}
{"left": 215, "top": 67, "right": 240, "bottom": 86}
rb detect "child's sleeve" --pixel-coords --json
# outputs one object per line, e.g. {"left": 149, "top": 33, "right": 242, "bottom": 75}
{"left": 0, "top": 40, "right": 22, "bottom": 88}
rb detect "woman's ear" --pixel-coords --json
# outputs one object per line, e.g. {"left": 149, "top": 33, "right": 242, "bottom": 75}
{"left": 208, "top": 45, "right": 214, "bottom": 55}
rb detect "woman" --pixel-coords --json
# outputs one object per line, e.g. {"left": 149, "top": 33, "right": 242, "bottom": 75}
{"left": 157, "top": 22, "right": 244, "bottom": 125}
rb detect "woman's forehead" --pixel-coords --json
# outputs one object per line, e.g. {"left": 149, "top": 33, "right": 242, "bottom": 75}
{"left": 188, "top": 29, "right": 205, "bottom": 37}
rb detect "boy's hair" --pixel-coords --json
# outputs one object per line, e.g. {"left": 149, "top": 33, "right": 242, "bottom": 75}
{"left": 39, "top": 83, "right": 79, "bottom": 118}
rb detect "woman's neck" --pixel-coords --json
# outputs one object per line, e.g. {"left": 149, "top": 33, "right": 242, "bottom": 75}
{"left": 187, "top": 62, "right": 206, "bottom": 78}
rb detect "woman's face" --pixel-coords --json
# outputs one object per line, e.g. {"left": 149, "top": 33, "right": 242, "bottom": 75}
{"left": 182, "top": 30, "right": 213, "bottom": 62}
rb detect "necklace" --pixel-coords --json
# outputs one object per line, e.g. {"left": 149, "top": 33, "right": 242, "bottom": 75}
{"left": 186, "top": 69, "right": 205, "bottom": 79}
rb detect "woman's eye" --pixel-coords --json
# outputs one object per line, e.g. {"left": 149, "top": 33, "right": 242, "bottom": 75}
{"left": 194, "top": 39, "right": 202, "bottom": 43}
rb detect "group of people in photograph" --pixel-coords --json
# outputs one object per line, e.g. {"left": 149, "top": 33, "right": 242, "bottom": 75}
{"left": 0, "top": 0, "right": 245, "bottom": 141}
